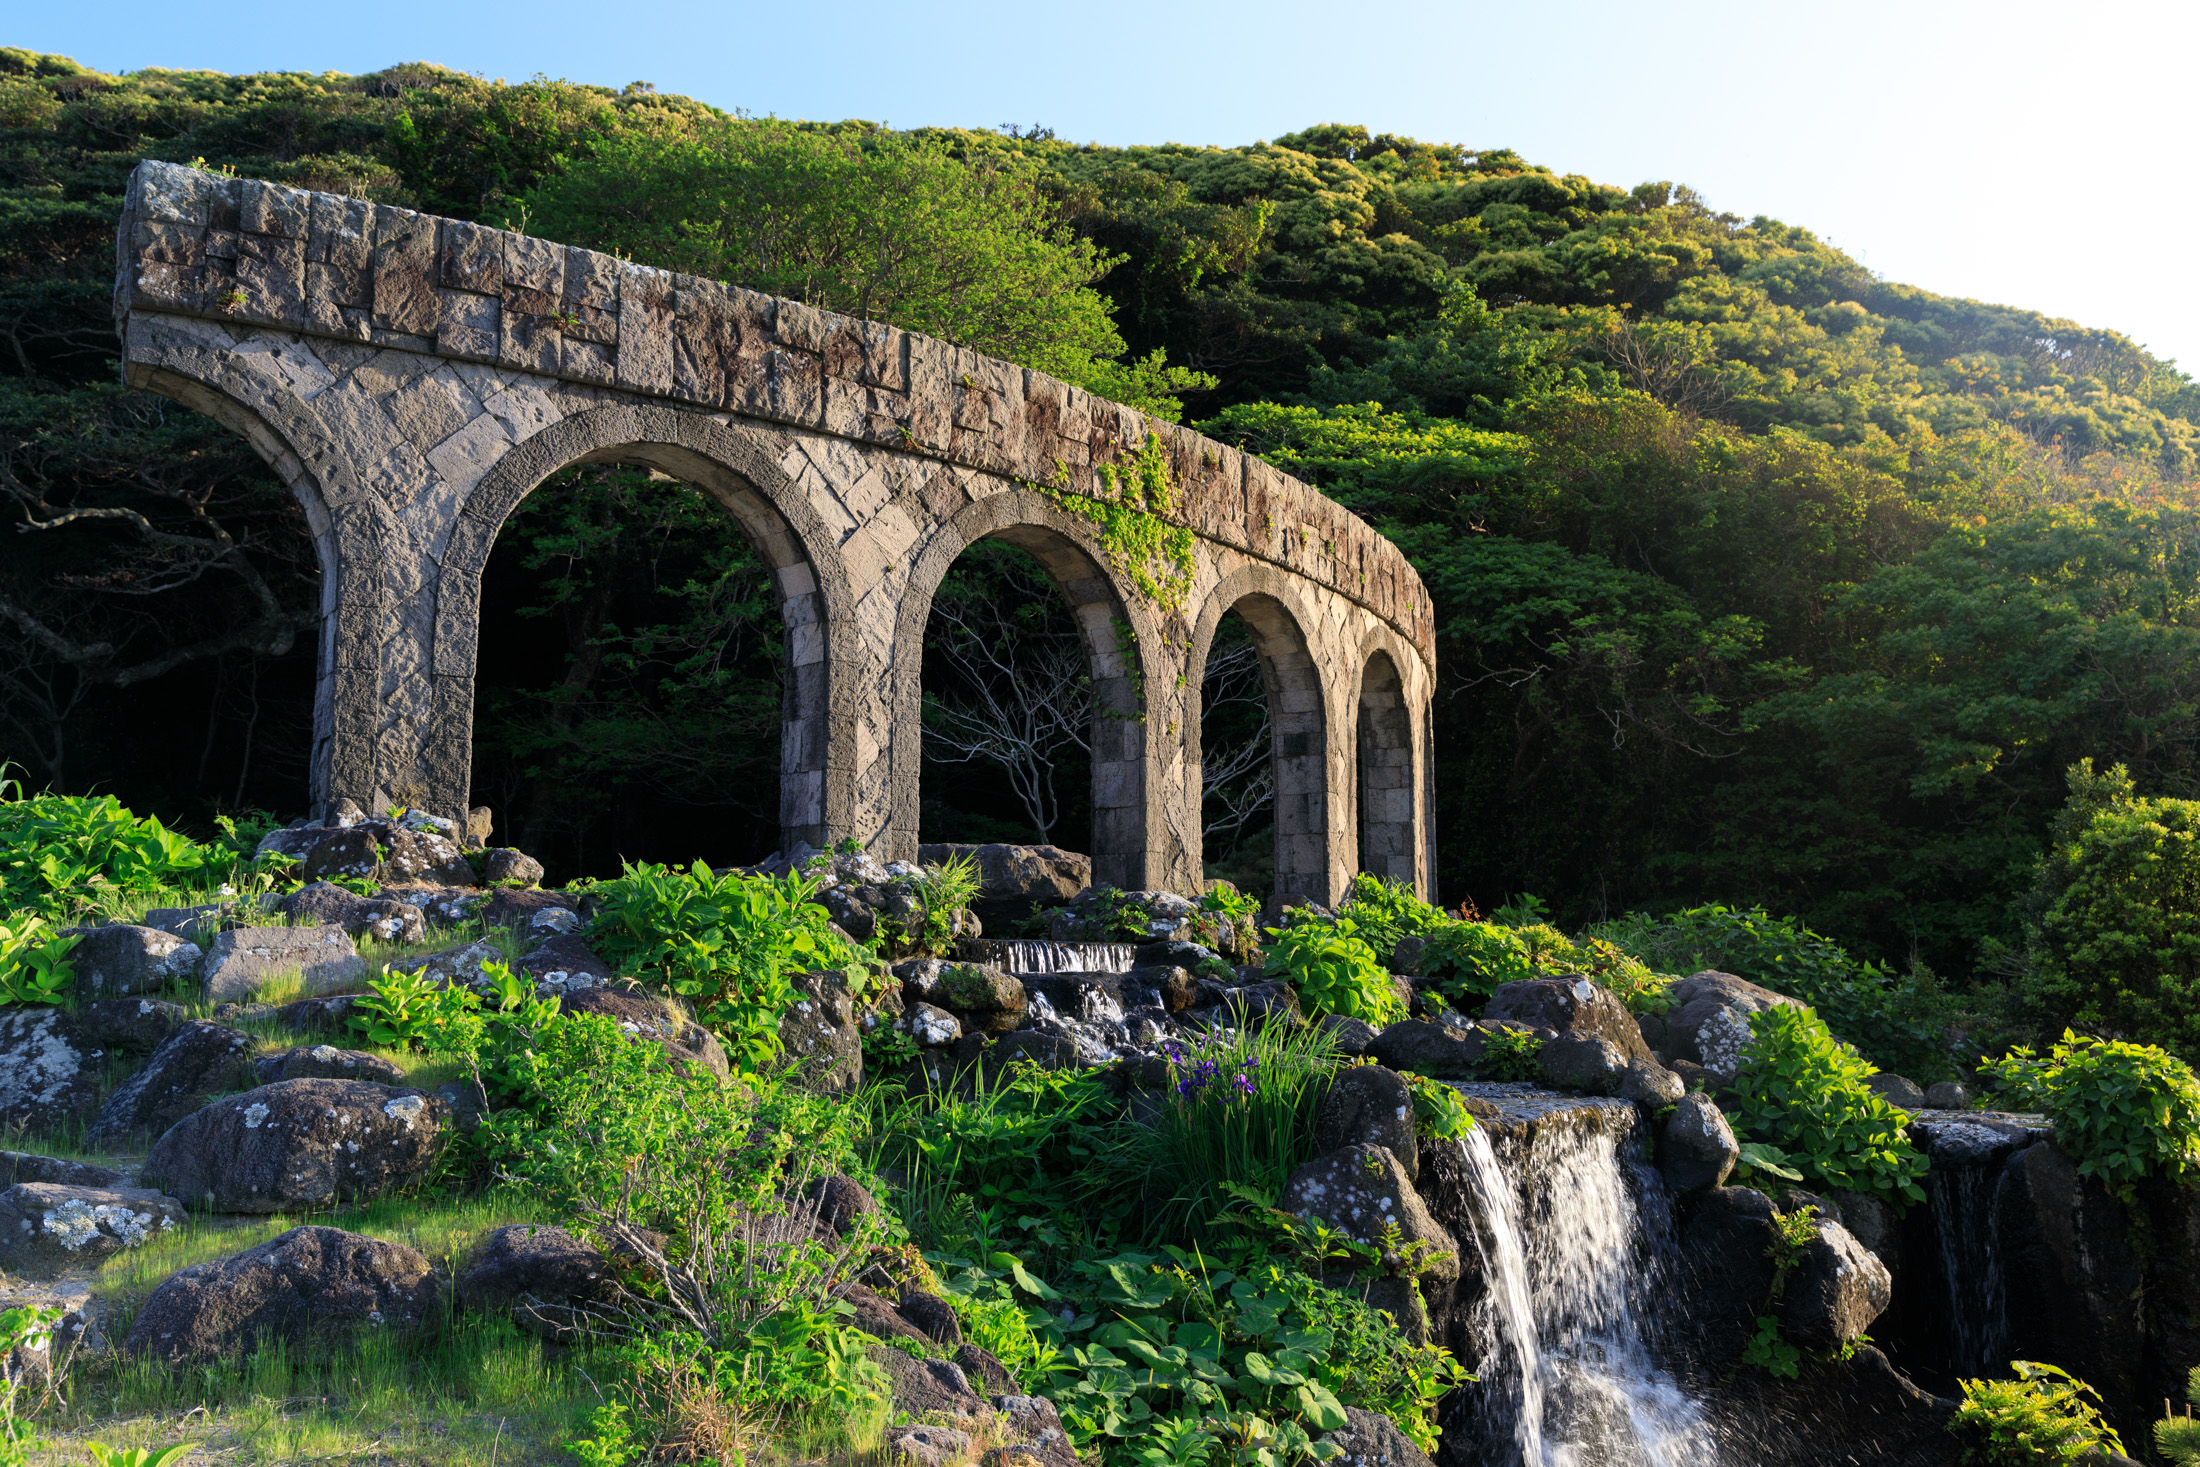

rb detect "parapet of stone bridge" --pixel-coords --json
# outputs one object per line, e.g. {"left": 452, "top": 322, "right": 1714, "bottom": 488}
{"left": 113, "top": 160, "right": 1436, "bottom": 901}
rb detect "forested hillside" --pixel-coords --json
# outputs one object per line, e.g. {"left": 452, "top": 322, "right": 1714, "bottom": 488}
{"left": 7, "top": 49, "right": 2200, "bottom": 987}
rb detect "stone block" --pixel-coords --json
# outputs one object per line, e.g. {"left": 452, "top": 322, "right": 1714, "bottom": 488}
{"left": 308, "top": 192, "right": 373, "bottom": 269}
{"left": 615, "top": 262, "right": 675, "bottom": 393}
{"left": 202, "top": 925, "right": 365, "bottom": 1003}
{"left": 371, "top": 208, "right": 440, "bottom": 337}
{"left": 440, "top": 220, "right": 503, "bottom": 295}
{"left": 435, "top": 288, "right": 500, "bottom": 362}
{"left": 240, "top": 180, "right": 309, "bottom": 239}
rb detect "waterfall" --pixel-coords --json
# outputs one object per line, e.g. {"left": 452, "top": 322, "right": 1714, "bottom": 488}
{"left": 1920, "top": 1120, "right": 2019, "bottom": 1378}
{"left": 970, "top": 939, "right": 1136, "bottom": 975}
{"left": 1457, "top": 1117, "right": 1717, "bottom": 1466}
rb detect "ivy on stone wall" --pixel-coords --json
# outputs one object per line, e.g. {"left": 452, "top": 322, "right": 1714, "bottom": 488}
{"left": 1045, "top": 433, "right": 1196, "bottom": 612}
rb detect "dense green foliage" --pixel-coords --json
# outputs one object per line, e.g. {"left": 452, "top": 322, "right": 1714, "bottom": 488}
{"left": 1983, "top": 1032, "right": 2200, "bottom": 1192}
{"left": 1731, "top": 1005, "right": 1928, "bottom": 1208}
{"left": 1951, "top": 1361, "right": 2126, "bottom": 1464}
{"left": 1261, "top": 915, "right": 1402, "bottom": 1025}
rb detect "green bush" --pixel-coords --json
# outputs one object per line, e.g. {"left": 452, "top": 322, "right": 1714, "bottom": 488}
{"left": 0, "top": 913, "right": 78, "bottom": 1007}
{"left": 2157, "top": 1366, "right": 2200, "bottom": 1466}
{"left": 587, "top": 860, "right": 878, "bottom": 1072}
{"left": 0, "top": 788, "right": 227, "bottom": 918}
{"left": 884, "top": 1060, "right": 1112, "bottom": 1246}
{"left": 1262, "top": 916, "right": 1403, "bottom": 1025}
{"left": 1473, "top": 1026, "right": 1545, "bottom": 1083}
{"left": 1982, "top": 1031, "right": 2200, "bottom": 1191}
{"left": 1399, "top": 1070, "right": 1477, "bottom": 1139}
{"left": 1419, "top": 918, "right": 1672, "bottom": 1015}
{"left": 1334, "top": 874, "right": 1448, "bottom": 963}
{"left": 1732, "top": 1005, "right": 1928, "bottom": 1208}
{"left": 2014, "top": 761, "right": 2200, "bottom": 1063}
{"left": 1951, "top": 1361, "right": 2124, "bottom": 1463}
{"left": 969, "top": 1248, "right": 1468, "bottom": 1464}
{"left": 1592, "top": 903, "right": 1953, "bottom": 1079}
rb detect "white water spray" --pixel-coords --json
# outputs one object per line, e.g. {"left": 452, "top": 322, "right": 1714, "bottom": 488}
{"left": 1458, "top": 1112, "right": 1718, "bottom": 1466}
{"left": 989, "top": 940, "right": 1135, "bottom": 974}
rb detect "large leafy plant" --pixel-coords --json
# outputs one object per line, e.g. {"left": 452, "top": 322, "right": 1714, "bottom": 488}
{"left": 1952, "top": 1361, "right": 2124, "bottom": 1464}
{"left": 1731, "top": 1004, "right": 1928, "bottom": 1208}
{"left": 0, "top": 788, "right": 223, "bottom": 917}
{"left": 589, "top": 861, "right": 878, "bottom": 1071}
{"left": 0, "top": 915, "right": 78, "bottom": 1007}
{"left": 1333, "top": 874, "right": 1447, "bottom": 963}
{"left": 1983, "top": 1031, "right": 2200, "bottom": 1192}
{"left": 1262, "top": 916, "right": 1402, "bottom": 1025}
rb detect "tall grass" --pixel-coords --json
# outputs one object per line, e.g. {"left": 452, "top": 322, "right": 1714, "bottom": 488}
{"left": 1108, "top": 1012, "right": 1339, "bottom": 1241}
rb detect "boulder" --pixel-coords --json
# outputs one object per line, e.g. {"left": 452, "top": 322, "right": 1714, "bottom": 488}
{"left": 458, "top": 1223, "right": 617, "bottom": 1341}
{"left": 887, "top": 1423, "right": 975, "bottom": 1467}
{"left": 254, "top": 1044, "right": 406, "bottom": 1086}
{"left": 956, "top": 1343, "right": 1017, "bottom": 1395}
{"left": 983, "top": 1030, "right": 1079, "bottom": 1077}
{"left": 1367, "top": 1018, "right": 1486, "bottom": 1078}
{"left": 274, "top": 881, "right": 426, "bottom": 944}
{"left": 916, "top": 842, "right": 1091, "bottom": 930}
{"left": 1315, "top": 1065, "right": 1421, "bottom": 1183}
{"left": 1862, "top": 1073, "right": 1927, "bottom": 1111}
{"left": 558, "top": 987, "right": 729, "bottom": 1080}
{"left": 898, "top": 1289, "right": 963, "bottom": 1345}
{"left": 480, "top": 887, "right": 577, "bottom": 931}
{"left": 1484, "top": 976, "right": 1657, "bottom": 1066}
{"left": 1658, "top": 1093, "right": 1739, "bottom": 1193}
{"left": 0, "top": 1182, "right": 185, "bottom": 1278}
{"left": 864, "top": 1341, "right": 991, "bottom": 1419}
{"left": 1282, "top": 1144, "right": 1458, "bottom": 1280}
{"left": 0, "top": 1281, "right": 94, "bottom": 1392}
{"left": 990, "top": 1393, "right": 1081, "bottom": 1467}
{"left": 481, "top": 847, "right": 545, "bottom": 886}
{"left": 88, "top": 1020, "right": 256, "bottom": 1145}
{"left": 390, "top": 939, "right": 505, "bottom": 986}
{"left": 1536, "top": 1031, "right": 1631, "bottom": 1095}
{"left": 1661, "top": 971, "right": 1804, "bottom": 1082}
{"left": 379, "top": 886, "right": 484, "bottom": 925}
{"left": 1924, "top": 1080, "right": 1974, "bottom": 1109}
{"left": 936, "top": 964, "right": 1027, "bottom": 1023}
{"left": 273, "top": 994, "right": 362, "bottom": 1035}
{"left": 124, "top": 1225, "right": 436, "bottom": 1362}
{"left": 1388, "top": 935, "right": 1428, "bottom": 977}
{"left": 0, "top": 1150, "right": 121, "bottom": 1189}
{"left": 516, "top": 932, "right": 616, "bottom": 994}
{"left": 803, "top": 1172, "right": 879, "bottom": 1239}
{"left": 1829, "top": 1189, "right": 1900, "bottom": 1273}
{"left": 1618, "top": 1059, "right": 1685, "bottom": 1108}
{"left": 66, "top": 924, "right": 203, "bottom": 998}
{"left": 844, "top": 1281, "right": 933, "bottom": 1344}
{"left": 1321, "top": 1014, "right": 1381, "bottom": 1057}
{"left": 144, "top": 1078, "right": 446, "bottom": 1212}
{"left": 900, "top": 1002, "right": 962, "bottom": 1047}
{"left": 1673, "top": 1185, "right": 1781, "bottom": 1364}
{"left": 1049, "top": 888, "right": 1196, "bottom": 945}
{"left": 777, "top": 970, "right": 863, "bottom": 1095}
{"left": 202, "top": 924, "right": 365, "bottom": 1003}
{"left": 1778, "top": 1215, "right": 1894, "bottom": 1350}
{"left": 295, "top": 820, "right": 476, "bottom": 887}
{"left": 1319, "top": 1405, "right": 1436, "bottom": 1467}
{"left": 0, "top": 1007, "right": 105, "bottom": 1134}
{"left": 73, "top": 996, "right": 189, "bottom": 1054}
{"left": 139, "top": 901, "right": 244, "bottom": 938}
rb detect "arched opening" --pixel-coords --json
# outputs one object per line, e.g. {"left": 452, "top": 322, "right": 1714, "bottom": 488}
{"left": 1357, "top": 650, "right": 1415, "bottom": 884}
{"left": 915, "top": 524, "right": 1143, "bottom": 882}
{"left": 1196, "top": 592, "right": 1328, "bottom": 905}
{"left": 462, "top": 442, "right": 826, "bottom": 883}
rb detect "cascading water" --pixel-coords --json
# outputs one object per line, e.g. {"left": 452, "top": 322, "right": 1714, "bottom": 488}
{"left": 1919, "top": 1119, "right": 2020, "bottom": 1378}
{"left": 1456, "top": 1105, "right": 1717, "bottom": 1466}
{"left": 962, "top": 939, "right": 1136, "bottom": 975}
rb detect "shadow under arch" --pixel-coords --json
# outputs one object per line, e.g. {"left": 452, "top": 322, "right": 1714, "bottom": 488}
{"left": 434, "top": 406, "right": 858, "bottom": 853}
{"left": 124, "top": 354, "right": 390, "bottom": 807}
{"left": 1187, "top": 565, "right": 1335, "bottom": 906}
{"left": 889, "top": 489, "right": 1173, "bottom": 889}
{"left": 1356, "top": 648, "right": 1415, "bottom": 884}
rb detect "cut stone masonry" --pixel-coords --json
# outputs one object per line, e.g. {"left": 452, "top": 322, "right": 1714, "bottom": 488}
{"left": 114, "top": 161, "right": 1436, "bottom": 899}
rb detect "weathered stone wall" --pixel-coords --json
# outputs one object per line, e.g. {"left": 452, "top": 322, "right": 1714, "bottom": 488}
{"left": 113, "top": 161, "right": 1438, "bottom": 900}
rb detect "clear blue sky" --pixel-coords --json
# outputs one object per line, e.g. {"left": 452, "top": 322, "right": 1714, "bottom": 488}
{"left": 17, "top": 0, "right": 2194, "bottom": 369}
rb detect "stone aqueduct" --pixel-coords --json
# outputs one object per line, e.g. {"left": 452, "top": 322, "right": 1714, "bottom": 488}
{"left": 112, "top": 161, "right": 1437, "bottom": 902}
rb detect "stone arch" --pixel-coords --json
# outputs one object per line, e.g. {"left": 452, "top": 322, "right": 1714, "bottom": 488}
{"left": 889, "top": 489, "right": 1181, "bottom": 889}
{"left": 1356, "top": 649, "right": 1416, "bottom": 884}
{"left": 1187, "top": 565, "right": 1338, "bottom": 906}
{"left": 122, "top": 348, "right": 396, "bottom": 811}
{"left": 432, "top": 405, "right": 859, "bottom": 853}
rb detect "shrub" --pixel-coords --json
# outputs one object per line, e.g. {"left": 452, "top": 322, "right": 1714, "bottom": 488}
{"left": 1399, "top": 1071, "right": 1477, "bottom": 1139}
{"left": 588, "top": 860, "right": 878, "bottom": 1071}
{"left": 1982, "top": 1031, "right": 2200, "bottom": 1191}
{"left": 0, "top": 789, "right": 224, "bottom": 917}
{"left": 1420, "top": 918, "right": 1672, "bottom": 1015}
{"left": 0, "top": 914, "right": 77, "bottom": 1007}
{"left": 877, "top": 853, "right": 982, "bottom": 955}
{"left": 2014, "top": 761, "right": 2200, "bottom": 1063}
{"left": 1732, "top": 1005, "right": 1928, "bottom": 1208}
{"left": 2157, "top": 1366, "right": 2200, "bottom": 1466}
{"left": 1263, "top": 915, "right": 1403, "bottom": 1025}
{"left": 884, "top": 1060, "right": 1113, "bottom": 1245}
{"left": 1473, "top": 1025, "right": 1545, "bottom": 1083}
{"left": 1951, "top": 1361, "right": 2124, "bottom": 1463}
{"left": 1334, "top": 874, "right": 1447, "bottom": 963}
{"left": 1591, "top": 903, "right": 1952, "bottom": 1079}
{"left": 988, "top": 1248, "right": 1470, "bottom": 1464}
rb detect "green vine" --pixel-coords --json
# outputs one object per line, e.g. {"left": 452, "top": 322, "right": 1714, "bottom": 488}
{"left": 1044, "top": 434, "right": 1196, "bottom": 611}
